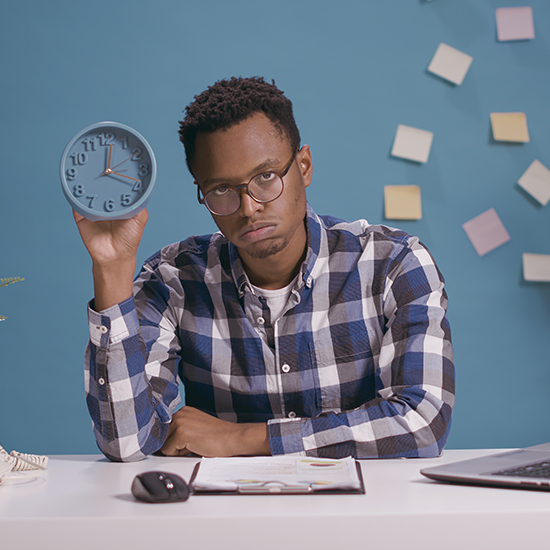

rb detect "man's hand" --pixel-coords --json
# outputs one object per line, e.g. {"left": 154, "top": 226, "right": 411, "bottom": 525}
{"left": 160, "top": 406, "right": 271, "bottom": 457}
{"left": 73, "top": 208, "right": 148, "bottom": 267}
{"left": 73, "top": 209, "right": 149, "bottom": 311}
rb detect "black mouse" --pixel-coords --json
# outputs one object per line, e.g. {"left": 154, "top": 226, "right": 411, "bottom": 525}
{"left": 131, "top": 471, "right": 190, "bottom": 503}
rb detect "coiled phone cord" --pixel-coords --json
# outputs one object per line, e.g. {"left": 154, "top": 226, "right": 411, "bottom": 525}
{"left": 0, "top": 445, "right": 48, "bottom": 483}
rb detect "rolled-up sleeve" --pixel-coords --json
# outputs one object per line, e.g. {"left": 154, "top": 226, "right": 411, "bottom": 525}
{"left": 85, "top": 290, "right": 181, "bottom": 462}
{"left": 267, "top": 237, "right": 454, "bottom": 458}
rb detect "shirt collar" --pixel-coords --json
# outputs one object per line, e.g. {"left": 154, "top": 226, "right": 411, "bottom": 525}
{"left": 229, "top": 203, "right": 322, "bottom": 296}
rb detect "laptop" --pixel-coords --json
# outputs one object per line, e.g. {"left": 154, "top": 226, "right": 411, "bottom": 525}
{"left": 420, "top": 442, "right": 550, "bottom": 491}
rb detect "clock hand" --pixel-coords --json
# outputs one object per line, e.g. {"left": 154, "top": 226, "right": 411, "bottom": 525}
{"left": 111, "top": 152, "right": 137, "bottom": 171}
{"left": 99, "top": 144, "right": 114, "bottom": 177}
{"left": 108, "top": 171, "right": 142, "bottom": 183}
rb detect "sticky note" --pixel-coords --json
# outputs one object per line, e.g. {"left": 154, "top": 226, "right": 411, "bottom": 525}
{"left": 523, "top": 253, "right": 550, "bottom": 282}
{"left": 496, "top": 7, "right": 535, "bottom": 41}
{"left": 427, "top": 43, "right": 473, "bottom": 85}
{"left": 384, "top": 185, "right": 422, "bottom": 220}
{"left": 490, "top": 112, "right": 530, "bottom": 143}
{"left": 391, "top": 125, "right": 434, "bottom": 163}
{"left": 518, "top": 160, "right": 550, "bottom": 206}
{"left": 462, "top": 208, "right": 511, "bottom": 256}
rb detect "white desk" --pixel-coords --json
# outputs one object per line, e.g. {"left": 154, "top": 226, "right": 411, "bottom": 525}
{"left": 1, "top": 450, "right": 549, "bottom": 550}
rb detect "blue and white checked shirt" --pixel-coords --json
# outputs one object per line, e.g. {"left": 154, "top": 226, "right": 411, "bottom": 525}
{"left": 85, "top": 204, "right": 454, "bottom": 462}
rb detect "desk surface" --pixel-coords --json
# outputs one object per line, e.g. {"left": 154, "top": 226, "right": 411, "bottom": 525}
{"left": 2, "top": 449, "right": 549, "bottom": 550}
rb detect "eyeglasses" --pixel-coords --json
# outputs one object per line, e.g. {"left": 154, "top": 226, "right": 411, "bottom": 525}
{"left": 196, "top": 150, "right": 297, "bottom": 216}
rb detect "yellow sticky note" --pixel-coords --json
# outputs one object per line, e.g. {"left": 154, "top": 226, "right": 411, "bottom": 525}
{"left": 384, "top": 185, "right": 422, "bottom": 220}
{"left": 490, "top": 112, "right": 530, "bottom": 142}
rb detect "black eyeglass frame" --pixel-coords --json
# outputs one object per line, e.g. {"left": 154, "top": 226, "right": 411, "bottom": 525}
{"left": 196, "top": 149, "right": 298, "bottom": 216}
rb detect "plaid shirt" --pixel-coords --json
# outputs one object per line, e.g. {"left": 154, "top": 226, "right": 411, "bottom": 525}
{"left": 85, "top": 204, "right": 454, "bottom": 462}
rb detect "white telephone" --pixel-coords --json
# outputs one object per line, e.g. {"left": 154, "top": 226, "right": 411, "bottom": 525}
{"left": 0, "top": 446, "right": 48, "bottom": 484}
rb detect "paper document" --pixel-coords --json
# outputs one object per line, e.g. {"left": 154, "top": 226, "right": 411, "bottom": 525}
{"left": 191, "top": 456, "right": 362, "bottom": 493}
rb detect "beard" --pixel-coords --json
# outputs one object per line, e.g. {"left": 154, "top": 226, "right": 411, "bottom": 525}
{"left": 246, "top": 237, "right": 289, "bottom": 259}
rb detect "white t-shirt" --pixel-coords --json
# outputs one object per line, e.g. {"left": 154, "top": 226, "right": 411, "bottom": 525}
{"left": 250, "top": 275, "right": 299, "bottom": 323}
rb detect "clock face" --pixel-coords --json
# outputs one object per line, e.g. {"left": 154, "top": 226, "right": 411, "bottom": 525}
{"left": 60, "top": 121, "right": 157, "bottom": 221}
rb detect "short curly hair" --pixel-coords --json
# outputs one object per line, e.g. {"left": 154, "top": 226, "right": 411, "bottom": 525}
{"left": 178, "top": 76, "right": 301, "bottom": 175}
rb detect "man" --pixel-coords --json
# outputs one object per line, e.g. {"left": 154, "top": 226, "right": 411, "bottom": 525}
{"left": 76, "top": 76, "right": 454, "bottom": 462}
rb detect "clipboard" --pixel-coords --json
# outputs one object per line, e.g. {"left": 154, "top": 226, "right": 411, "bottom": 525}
{"left": 189, "top": 457, "right": 365, "bottom": 495}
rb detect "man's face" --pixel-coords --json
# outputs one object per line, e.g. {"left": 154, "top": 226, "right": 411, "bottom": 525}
{"left": 192, "top": 112, "right": 312, "bottom": 265}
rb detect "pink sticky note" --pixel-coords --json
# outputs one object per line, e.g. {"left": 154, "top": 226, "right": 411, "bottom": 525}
{"left": 496, "top": 7, "right": 535, "bottom": 41}
{"left": 462, "top": 208, "right": 511, "bottom": 256}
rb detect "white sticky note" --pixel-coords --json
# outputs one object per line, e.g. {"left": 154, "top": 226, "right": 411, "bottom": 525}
{"left": 462, "top": 208, "right": 511, "bottom": 256}
{"left": 496, "top": 7, "right": 535, "bottom": 41}
{"left": 428, "top": 43, "right": 473, "bottom": 85}
{"left": 490, "top": 112, "right": 530, "bottom": 143}
{"left": 391, "top": 125, "right": 434, "bottom": 163}
{"left": 518, "top": 160, "right": 550, "bottom": 206}
{"left": 384, "top": 185, "right": 422, "bottom": 220}
{"left": 523, "top": 253, "right": 550, "bottom": 282}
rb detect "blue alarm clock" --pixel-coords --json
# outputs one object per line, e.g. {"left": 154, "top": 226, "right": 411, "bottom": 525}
{"left": 60, "top": 121, "right": 157, "bottom": 221}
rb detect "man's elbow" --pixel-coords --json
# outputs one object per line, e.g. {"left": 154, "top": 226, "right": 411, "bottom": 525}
{"left": 94, "top": 429, "right": 167, "bottom": 463}
{"left": 95, "top": 439, "right": 149, "bottom": 462}
{"left": 417, "top": 402, "right": 454, "bottom": 458}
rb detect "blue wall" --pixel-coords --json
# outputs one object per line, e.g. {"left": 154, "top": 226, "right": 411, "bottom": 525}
{"left": 2, "top": 0, "right": 550, "bottom": 455}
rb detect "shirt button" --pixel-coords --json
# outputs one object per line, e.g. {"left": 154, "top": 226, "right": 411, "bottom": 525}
{"left": 281, "top": 364, "right": 291, "bottom": 373}
{"left": 98, "top": 325, "right": 108, "bottom": 334}
{"left": 98, "top": 378, "right": 105, "bottom": 385}
{"left": 288, "top": 411, "right": 297, "bottom": 419}
{"left": 257, "top": 317, "right": 265, "bottom": 325}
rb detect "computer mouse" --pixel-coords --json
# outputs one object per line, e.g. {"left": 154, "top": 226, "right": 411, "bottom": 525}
{"left": 131, "top": 471, "right": 190, "bottom": 503}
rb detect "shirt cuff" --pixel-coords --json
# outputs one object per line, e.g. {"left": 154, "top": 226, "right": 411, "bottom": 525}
{"left": 267, "top": 417, "right": 309, "bottom": 455}
{"left": 88, "top": 297, "right": 139, "bottom": 348}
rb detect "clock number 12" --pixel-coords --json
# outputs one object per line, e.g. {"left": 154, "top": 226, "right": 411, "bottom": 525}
{"left": 97, "top": 133, "right": 115, "bottom": 146}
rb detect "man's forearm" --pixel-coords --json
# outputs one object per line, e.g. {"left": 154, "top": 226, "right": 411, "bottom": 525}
{"left": 240, "top": 422, "right": 271, "bottom": 456}
{"left": 92, "top": 260, "right": 136, "bottom": 311}
{"left": 161, "top": 407, "right": 272, "bottom": 457}
{"left": 74, "top": 208, "right": 148, "bottom": 312}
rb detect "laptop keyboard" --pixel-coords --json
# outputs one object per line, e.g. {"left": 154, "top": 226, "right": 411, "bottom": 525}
{"left": 492, "top": 460, "right": 550, "bottom": 479}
